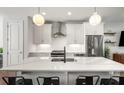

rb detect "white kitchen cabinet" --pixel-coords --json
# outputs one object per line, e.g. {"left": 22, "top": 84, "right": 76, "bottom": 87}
{"left": 84, "top": 22, "right": 104, "bottom": 35}
{"left": 66, "top": 23, "right": 85, "bottom": 44}
{"left": 33, "top": 24, "right": 52, "bottom": 44}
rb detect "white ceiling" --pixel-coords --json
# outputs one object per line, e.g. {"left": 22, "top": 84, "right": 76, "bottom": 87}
{"left": 0, "top": 7, "right": 124, "bottom": 22}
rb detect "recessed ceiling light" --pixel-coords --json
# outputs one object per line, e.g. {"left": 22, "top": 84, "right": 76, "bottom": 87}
{"left": 67, "top": 11, "right": 72, "bottom": 16}
{"left": 42, "top": 12, "right": 46, "bottom": 15}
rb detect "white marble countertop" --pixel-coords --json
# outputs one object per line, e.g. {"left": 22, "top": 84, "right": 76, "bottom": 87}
{"left": 1, "top": 57, "right": 124, "bottom": 72}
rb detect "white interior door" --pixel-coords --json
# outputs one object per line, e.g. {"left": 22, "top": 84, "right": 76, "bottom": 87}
{"left": 7, "top": 20, "right": 23, "bottom": 65}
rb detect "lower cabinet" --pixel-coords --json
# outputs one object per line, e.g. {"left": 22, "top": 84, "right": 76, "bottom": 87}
{"left": 19, "top": 71, "right": 118, "bottom": 85}
{"left": 20, "top": 72, "right": 66, "bottom": 85}
{"left": 0, "top": 71, "right": 120, "bottom": 85}
{"left": 0, "top": 71, "right": 16, "bottom": 85}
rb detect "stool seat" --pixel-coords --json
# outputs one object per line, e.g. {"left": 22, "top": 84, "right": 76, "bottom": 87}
{"left": 76, "top": 75, "right": 100, "bottom": 85}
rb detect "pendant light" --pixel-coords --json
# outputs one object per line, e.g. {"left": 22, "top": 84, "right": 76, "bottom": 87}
{"left": 89, "top": 7, "right": 102, "bottom": 26}
{"left": 33, "top": 7, "right": 45, "bottom": 26}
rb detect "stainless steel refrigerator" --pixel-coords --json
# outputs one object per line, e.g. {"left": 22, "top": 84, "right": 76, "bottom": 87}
{"left": 86, "top": 35, "right": 103, "bottom": 57}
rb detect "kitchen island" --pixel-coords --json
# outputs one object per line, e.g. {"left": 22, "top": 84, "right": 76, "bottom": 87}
{"left": 1, "top": 57, "right": 124, "bottom": 85}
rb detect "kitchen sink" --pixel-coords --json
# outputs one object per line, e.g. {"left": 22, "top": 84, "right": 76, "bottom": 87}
{"left": 51, "top": 58, "right": 76, "bottom": 62}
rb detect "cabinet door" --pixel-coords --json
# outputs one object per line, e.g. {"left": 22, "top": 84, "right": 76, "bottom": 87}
{"left": 84, "top": 22, "right": 104, "bottom": 35}
{"left": 84, "top": 23, "right": 94, "bottom": 35}
{"left": 75, "top": 24, "right": 85, "bottom": 44}
{"left": 42, "top": 24, "right": 51, "bottom": 44}
{"left": 66, "top": 24, "right": 84, "bottom": 44}
{"left": 34, "top": 24, "right": 51, "bottom": 44}
{"left": 7, "top": 20, "right": 23, "bottom": 65}
{"left": 66, "top": 24, "right": 75, "bottom": 44}
{"left": 34, "top": 25, "right": 43, "bottom": 44}
{"left": 95, "top": 23, "right": 104, "bottom": 35}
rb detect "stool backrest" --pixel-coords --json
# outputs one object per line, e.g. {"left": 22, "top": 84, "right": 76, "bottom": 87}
{"left": 37, "top": 76, "right": 60, "bottom": 85}
{"left": 44, "top": 78, "right": 52, "bottom": 85}
{"left": 51, "top": 77, "right": 60, "bottom": 85}
{"left": 76, "top": 75, "right": 100, "bottom": 85}
{"left": 111, "top": 76, "right": 124, "bottom": 85}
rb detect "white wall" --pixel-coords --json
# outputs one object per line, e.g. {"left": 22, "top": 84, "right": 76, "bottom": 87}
{"left": 104, "top": 22, "right": 124, "bottom": 58}
{"left": 0, "top": 16, "right": 3, "bottom": 48}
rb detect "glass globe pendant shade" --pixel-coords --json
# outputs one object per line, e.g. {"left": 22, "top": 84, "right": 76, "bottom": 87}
{"left": 89, "top": 12, "right": 102, "bottom": 26}
{"left": 33, "top": 14, "right": 45, "bottom": 26}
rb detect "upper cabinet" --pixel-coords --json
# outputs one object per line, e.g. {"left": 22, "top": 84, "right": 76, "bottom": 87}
{"left": 33, "top": 24, "right": 52, "bottom": 44}
{"left": 66, "top": 23, "right": 85, "bottom": 44}
{"left": 84, "top": 22, "right": 104, "bottom": 35}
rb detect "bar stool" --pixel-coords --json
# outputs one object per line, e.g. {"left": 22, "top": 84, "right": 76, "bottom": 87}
{"left": 76, "top": 75, "right": 100, "bottom": 85}
{"left": 37, "top": 76, "right": 60, "bottom": 85}
{"left": 111, "top": 76, "right": 124, "bottom": 85}
{"left": 100, "top": 78, "right": 118, "bottom": 85}
{"left": 2, "top": 76, "right": 33, "bottom": 85}
{"left": 100, "top": 77, "right": 119, "bottom": 85}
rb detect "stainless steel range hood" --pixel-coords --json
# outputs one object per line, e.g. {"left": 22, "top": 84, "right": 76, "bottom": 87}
{"left": 52, "top": 22, "right": 66, "bottom": 38}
